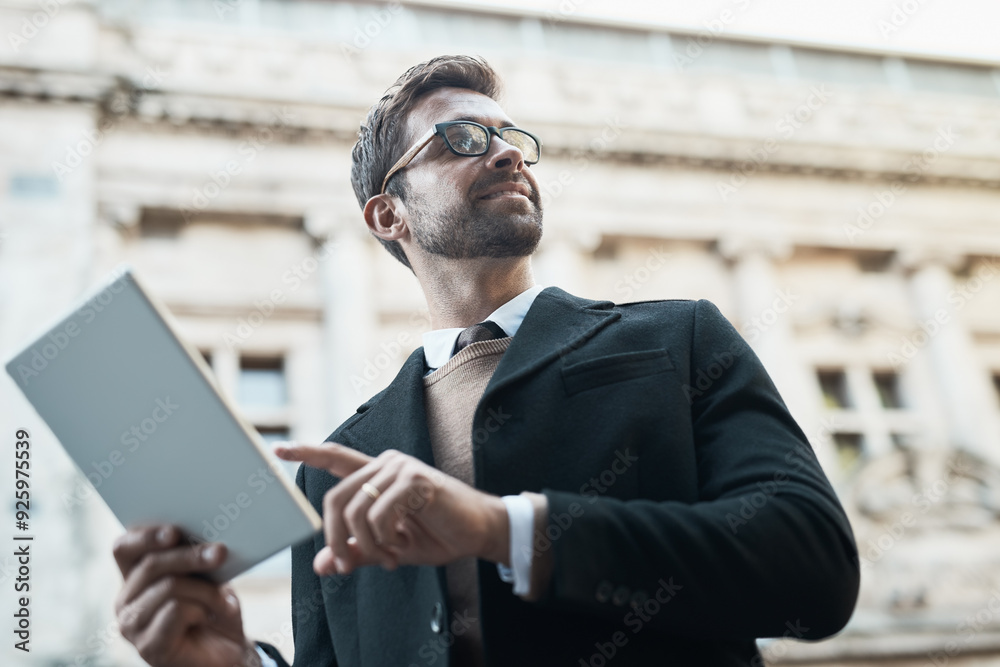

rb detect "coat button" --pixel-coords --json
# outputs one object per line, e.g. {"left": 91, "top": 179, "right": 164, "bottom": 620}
{"left": 430, "top": 602, "right": 444, "bottom": 633}
{"left": 612, "top": 586, "right": 630, "bottom": 606}
{"left": 595, "top": 580, "right": 613, "bottom": 603}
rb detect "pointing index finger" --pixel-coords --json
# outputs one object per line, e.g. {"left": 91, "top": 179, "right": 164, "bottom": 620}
{"left": 273, "top": 441, "right": 372, "bottom": 478}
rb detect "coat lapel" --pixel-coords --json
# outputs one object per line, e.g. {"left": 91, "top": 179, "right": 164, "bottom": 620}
{"left": 337, "top": 287, "right": 620, "bottom": 465}
{"left": 482, "top": 286, "right": 620, "bottom": 401}
{"left": 339, "top": 349, "right": 437, "bottom": 468}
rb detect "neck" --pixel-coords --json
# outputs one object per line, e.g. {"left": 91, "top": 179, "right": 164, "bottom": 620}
{"left": 412, "top": 255, "right": 536, "bottom": 330}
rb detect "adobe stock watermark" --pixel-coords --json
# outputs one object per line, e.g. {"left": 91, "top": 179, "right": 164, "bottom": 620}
{"left": 77, "top": 611, "right": 143, "bottom": 666}
{"left": 212, "top": 0, "right": 252, "bottom": 20}
{"left": 805, "top": 415, "right": 842, "bottom": 462}
{"left": 886, "top": 257, "right": 997, "bottom": 369}
{"left": 577, "top": 576, "right": 683, "bottom": 666}
{"left": 351, "top": 331, "right": 416, "bottom": 395}
{"left": 681, "top": 341, "right": 745, "bottom": 404}
{"left": 741, "top": 288, "right": 799, "bottom": 344}
{"left": 0, "top": 555, "right": 17, "bottom": 588}
{"left": 181, "top": 107, "right": 296, "bottom": 223}
{"left": 412, "top": 609, "right": 477, "bottom": 665}
{"left": 339, "top": 1, "right": 403, "bottom": 62}
{"left": 726, "top": 418, "right": 841, "bottom": 535}
{"left": 6, "top": 0, "right": 76, "bottom": 53}
{"left": 859, "top": 462, "right": 964, "bottom": 571}
{"left": 61, "top": 396, "right": 181, "bottom": 509}
{"left": 223, "top": 239, "right": 336, "bottom": 348}
{"left": 877, "top": 0, "right": 931, "bottom": 40}
{"left": 926, "top": 586, "right": 1000, "bottom": 666}
{"left": 753, "top": 620, "right": 812, "bottom": 666}
{"left": 725, "top": 470, "right": 795, "bottom": 534}
{"left": 51, "top": 66, "right": 169, "bottom": 182}
{"left": 672, "top": 0, "right": 753, "bottom": 70}
{"left": 727, "top": 417, "right": 841, "bottom": 534}
{"left": 717, "top": 85, "right": 832, "bottom": 201}
{"left": 538, "top": 116, "right": 625, "bottom": 208}
{"left": 844, "top": 125, "right": 959, "bottom": 244}
{"left": 350, "top": 308, "right": 433, "bottom": 396}
{"left": 11, "top": 267, "right": 133, "bottom": 387}
{"left": 579, "top": 449, "right": 639, "bottom": 504}
{"left": 613, "top": 247, "right": 671, "bottom": 301}
{"left": 543, "top": 0, "right": 590, "bottom": 24}
{"left": 198, "top": 463, "right": 285, "bottom": 542}
{"left": 681, "top": 288, "right": 798, "bottom": 403}
{"left": 513, "top": 448, "right": 638, "bottom": 570}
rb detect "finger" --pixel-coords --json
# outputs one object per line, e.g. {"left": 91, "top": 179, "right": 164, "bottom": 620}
{"left": 136, "top": 599, "right": 210, "bottom": 663}
{"left": 119, "top": 542, "right": 227, "bottom": 611}
{"left": 370, "top": 469, "right": 438, "bottom": 536}
{"left": 113, "top": 525, "right": 180, "bottom": 579}
{"left": 203, "top": 585, "right": 246, "bottom": 643}
{"left": 273, "top": 442, "right": 371, "bottom": 478}
{"left": 319, "top": 453, "right": 399, "bottom": 573}
{"left": 119, "top": 575, "right": 238, "bottom": 640}
{"left": 313, "top": 538, "right": 394, "bottom": 577}
{"left": 371, "top": 471, "right": 441, "bottom": 557}
{"left": 342, "top": 462, "right": 407, "bottom": 570}
{"left": 364, "top": 466, "right": 414, "bottom": 554}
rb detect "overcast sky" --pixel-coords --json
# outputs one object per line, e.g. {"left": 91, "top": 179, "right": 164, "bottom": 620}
{"left": 453, "top": 0, "right": 1000, "bottom": 62}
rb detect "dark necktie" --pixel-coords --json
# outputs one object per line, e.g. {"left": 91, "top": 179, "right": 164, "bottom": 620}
{"left": 452, "top": 320, "right": 507, "bottom": 355}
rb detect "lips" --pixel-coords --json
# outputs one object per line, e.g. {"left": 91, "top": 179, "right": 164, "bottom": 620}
{"left": 478, "top": 182, "right": 532, "bottom": 200}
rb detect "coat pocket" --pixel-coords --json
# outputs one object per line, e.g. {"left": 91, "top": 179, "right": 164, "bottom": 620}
{"left": 561, "top": 348, "right": 674, "bottom": 396}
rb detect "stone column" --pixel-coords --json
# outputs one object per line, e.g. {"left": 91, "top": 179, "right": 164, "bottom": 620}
{"left": 718, "top": 236, "right": 837, "bottom": 473}
{"left": 901, "top": 250, "right": 1000, "bottom": 464}
{"left": 308, "top": 212, "right": 376, "bottom": 425}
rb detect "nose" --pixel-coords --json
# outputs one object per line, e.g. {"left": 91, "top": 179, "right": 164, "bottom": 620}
{"left": 486, "top": 129, "right": 525, "bottom": 172}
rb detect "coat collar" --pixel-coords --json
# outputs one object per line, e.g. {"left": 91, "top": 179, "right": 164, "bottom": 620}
{"left": 482, "top": 286, "right": 619, "bottom": 399}
{"left": 339, "top": 287, "right": 620, "bottom": 467}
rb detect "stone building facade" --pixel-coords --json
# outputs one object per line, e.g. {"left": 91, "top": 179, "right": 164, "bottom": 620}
{"left": 2, "top": 0, "right": 1000, "bottom": 665}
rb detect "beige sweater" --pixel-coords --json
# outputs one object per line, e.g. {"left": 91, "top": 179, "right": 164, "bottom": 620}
{"left": 423, "top": 337, "right": 552, "bottom": 666}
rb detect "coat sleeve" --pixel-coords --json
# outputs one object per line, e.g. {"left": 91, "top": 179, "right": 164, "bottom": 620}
{"left": 254, "top": 463, "right": 339, "bottom": 666}
{"left": 529, "top": 299, "right": 860, "bottom": 641}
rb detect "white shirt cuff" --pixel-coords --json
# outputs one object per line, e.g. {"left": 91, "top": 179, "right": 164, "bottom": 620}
{"left": 256, "top": 645, "right": 280, "bottom": 667}
{"left": 497, "top": 494, "right": 534, "bottom": 596}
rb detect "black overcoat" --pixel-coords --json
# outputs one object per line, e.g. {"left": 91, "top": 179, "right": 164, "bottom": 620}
{"left": 260, "top": 287, "right": 860, "bottom": 666}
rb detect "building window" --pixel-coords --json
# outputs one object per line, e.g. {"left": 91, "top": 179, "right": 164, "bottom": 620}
{"left": 255, "top": 426, "right": 290, "bottom": 445}
{"left": 833, "top": 433, "right": 864, "bottom": 470}
{"left": 873, "top": 371, "right": 904, "bottom": 409}
{"left": 817, "top": 369, "right": 851, "bottom": 409}
{"left": 813, "top": 365, "right": 925, "bottom": 473}
{"left": 239, "top": 356, "right": 287, "bottom": 408}
{"left": 891, "top": 433, "right": 915, "bottom": 450}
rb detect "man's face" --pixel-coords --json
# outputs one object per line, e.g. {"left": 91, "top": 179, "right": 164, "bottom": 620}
{"left": 393, "top": 87, "right": 544, "bottom": 260}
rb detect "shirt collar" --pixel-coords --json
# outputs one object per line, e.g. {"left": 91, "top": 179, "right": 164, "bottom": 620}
{"left": 422, "top": 284, "right": 546, "bottom": 371}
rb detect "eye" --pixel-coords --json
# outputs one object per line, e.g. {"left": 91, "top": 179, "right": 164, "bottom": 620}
{"left": 501, "top": 130, "right": 539, "bottom": 162}
{"left": 444, "top": 124, "right": 487, "bottom": 154}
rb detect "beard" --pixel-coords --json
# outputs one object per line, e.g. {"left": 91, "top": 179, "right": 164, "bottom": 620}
{"left": 405, "top": 173, "right": 544, "bottom": 259}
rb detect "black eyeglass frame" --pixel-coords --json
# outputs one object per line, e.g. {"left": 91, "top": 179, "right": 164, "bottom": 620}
{"left": 378, "top": 121, "right": 542, "bottom": 195}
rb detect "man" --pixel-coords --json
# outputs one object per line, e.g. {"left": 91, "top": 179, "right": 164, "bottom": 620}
{"left": 113, "top": 55, "right": 859, "bottom": 667}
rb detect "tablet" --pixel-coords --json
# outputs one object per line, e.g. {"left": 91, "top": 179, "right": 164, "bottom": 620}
{"left": 5, "top": 265, "right": 322, "bottom": 581}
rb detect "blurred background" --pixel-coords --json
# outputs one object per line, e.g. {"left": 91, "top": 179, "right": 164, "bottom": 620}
{"left": 2, "top": 0, "right": 1000, "bottom": 664}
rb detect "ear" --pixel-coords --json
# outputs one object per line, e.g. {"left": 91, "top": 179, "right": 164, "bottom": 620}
{"left": 364, "top": 194, "right": 408, "bottom": 244}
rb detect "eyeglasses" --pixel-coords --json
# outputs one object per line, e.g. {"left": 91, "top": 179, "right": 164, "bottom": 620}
{"left": 379, "top": 121, "right": 541, "bottom": 195}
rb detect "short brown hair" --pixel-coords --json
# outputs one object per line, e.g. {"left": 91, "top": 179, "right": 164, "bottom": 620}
{"left": 350, "top": 55, "right": 504, "bottom": 270}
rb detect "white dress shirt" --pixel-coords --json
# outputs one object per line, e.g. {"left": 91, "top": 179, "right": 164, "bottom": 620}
{"left": 257, "top": 284, "right": 546, "bottom": 667}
